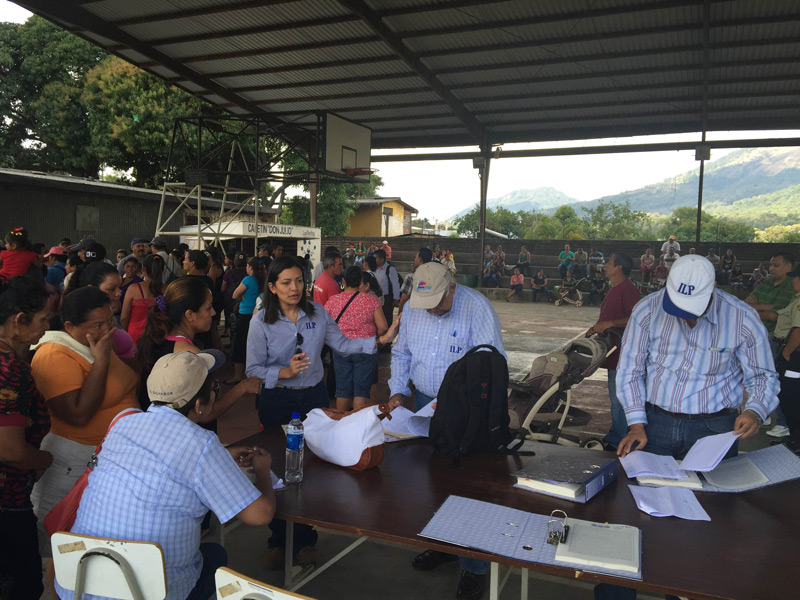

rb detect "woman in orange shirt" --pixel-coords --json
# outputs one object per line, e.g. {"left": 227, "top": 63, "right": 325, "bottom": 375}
{"left": 29, "top": 287, "right": 139, "bottom": 557}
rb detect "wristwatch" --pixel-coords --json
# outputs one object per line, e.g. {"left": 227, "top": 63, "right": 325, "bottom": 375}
{"left": 743, "top": 409, "right": 763, "bottom": 426}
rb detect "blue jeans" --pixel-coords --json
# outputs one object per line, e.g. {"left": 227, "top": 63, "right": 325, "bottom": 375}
{"left": 333, "top": 351, "right": 378, "bottom": 398}
{"left": 186, "top": 543, "right": 227, "bottom": 600}
{"left": 414, "top": 389, "right": 435, "bottom": 412}
{"left": 460, "top": 556, "right": 489, "bottom": 575}
{"left": 531, "top": 287, "right": 552, "bottom": 302}
{"left": 483, "top": 273, "right": 499, "bottom": 287}
{"left": 643, "top": 404, "right": 739, "bottom": 460}
{"left": 603, "top": 370, "right": 628, "bottom": 449}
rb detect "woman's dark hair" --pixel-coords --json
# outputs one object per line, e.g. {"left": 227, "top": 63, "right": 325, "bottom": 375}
{"left": 365, "top": 256, "right": 378, "bottom": 272}
{"left": 5, "top": 227, "right": 32, "bottom": 251}
{"left": 66, "top": 260, "right": 118, "bottom": 295}
{"left": 122, "top": 256, "right": 138, "bottom": 267}
{"left": 0, "top": 277, "right": 49, "bottom": 326}
{"left": 206, "top": 245, "right": 224, "bottom": 268}
{"left": 344, "top": 266, "right": 363, "bottom": 288}
{"left": 144, "top": 254, "right": 164, "bottom": 297}
{"left": 233, "top": 252, "right": 247, "bottom": 268}
{"left": 61, "top": 286, "right": 110, "bottom": 326}
{"left": 83, "top": 240, "right": 107, "bottom": 263}
{"left": 171, "top": 248, "right": 185, "bottom": 265}
{"left": 248, "top": 257, "right": 266, "bottom": 292}
{"left": 137, "top": 277, "right": 212, "bottom": 371}
{"left": 186, "top": 249, "right": 209, "bottom": 271}
{"left": 262, "top": 255, "right": 315, "bottom": 324}
{"left": 362, "top": 271, "right": 383, "bottom": 298}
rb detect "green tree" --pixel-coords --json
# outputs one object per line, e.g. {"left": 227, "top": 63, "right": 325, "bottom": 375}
{"left": 657, "top": 207, "right": 754, "bottom": 242}
{"left": 581, "top": 200, "right": 654, "bottom": 239}
{"left": 755, "top": 224, "right": 800, "bottom": 243}
{"left": 0, "top": 16, "right": 106, "bottom": 174}
{"left": 82, "top": 56, "right": 212, "bottom": 187}
{"left": 454, "top": 206, "right": 530, "bottom": 238}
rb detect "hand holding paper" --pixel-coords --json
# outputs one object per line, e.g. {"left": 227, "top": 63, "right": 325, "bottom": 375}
{"left": 678, "top": 431, "right": 740, "bottom": 472}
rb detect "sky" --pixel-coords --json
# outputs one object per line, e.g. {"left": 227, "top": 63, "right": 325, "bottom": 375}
{"left": 3, "top": 2, "right": 797, "bottom": 222}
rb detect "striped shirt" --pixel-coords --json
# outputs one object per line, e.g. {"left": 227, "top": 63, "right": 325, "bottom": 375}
{"left": 61, "top": 406, "right": 260, "bottom": 600}
{"left": 616, "top": 289, "right": 778, "bottom": 426}
{"left": 389, "top": 285, "right": 505, "bottom": 398}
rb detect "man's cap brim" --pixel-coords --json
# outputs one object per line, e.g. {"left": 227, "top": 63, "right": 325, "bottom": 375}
{"left": 663, "top": 289, "right": 703, "bottom": 318}
{"left": 408, "top": 290, "right": 446, "bottom": 310}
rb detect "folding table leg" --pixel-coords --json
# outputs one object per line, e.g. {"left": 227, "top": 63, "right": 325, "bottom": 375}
{"left": 490, "top": 562, "right": 499, "bottom": 600}
{"left": 521, "top": 567, "right": 528, "bottom": 599}
{"left": 284, "top": 524, "right": 294, "bottom": 589}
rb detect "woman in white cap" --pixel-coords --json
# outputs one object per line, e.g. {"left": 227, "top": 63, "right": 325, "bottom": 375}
{"left": 57, "top": 351, "right": 276, "bottom": 600}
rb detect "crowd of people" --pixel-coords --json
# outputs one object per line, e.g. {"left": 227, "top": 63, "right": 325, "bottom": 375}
{"left": 1, "top": 227, "right": 798, "bottom": 600}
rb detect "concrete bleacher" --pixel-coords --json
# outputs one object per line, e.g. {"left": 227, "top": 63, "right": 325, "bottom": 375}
{"left": 322, "top": 235, "right": 800, "bottom": 303}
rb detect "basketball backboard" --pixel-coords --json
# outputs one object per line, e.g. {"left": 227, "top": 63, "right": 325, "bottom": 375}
{"left": 322, "top": 113, "right": 372, "bottom": 182}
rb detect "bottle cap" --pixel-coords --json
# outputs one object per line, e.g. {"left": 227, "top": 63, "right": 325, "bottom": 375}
{"left": 291, "top": 412, "right": 300, "bottom": 419}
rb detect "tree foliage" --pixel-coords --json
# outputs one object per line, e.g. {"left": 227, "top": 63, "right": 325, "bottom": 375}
{"left": 656, "top": 206, "right": 754, "bottom": 243}
{"left": 755, "top": 224, "right": 800, "bottom": 243}
{"left": 454, "top": 206, "right": 535, "bottom": 238}
{"left": 581, "top": 200, "right": 654, "bottom": 239}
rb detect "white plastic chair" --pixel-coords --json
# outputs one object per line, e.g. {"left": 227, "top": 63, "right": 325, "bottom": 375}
{"left": 215, "top": 567, "right": 316, "bottom": 600}
{"left": 51, "top": 531, "right": 166, "bottom": 600}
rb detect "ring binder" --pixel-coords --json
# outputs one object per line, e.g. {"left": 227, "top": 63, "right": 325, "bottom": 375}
{"left": 546, "top": 510, "right": 570, "bottom": 546}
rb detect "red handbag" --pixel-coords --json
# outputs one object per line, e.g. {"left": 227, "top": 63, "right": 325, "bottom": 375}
{"left": 44, "top": 408, "right": 140, "bottom": 536}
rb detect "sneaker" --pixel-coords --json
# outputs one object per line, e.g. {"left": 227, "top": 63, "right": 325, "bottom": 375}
{"left": 763, "top": 415, "right": 772, "bottom": 426}
{"left": 261, "top": 547, "right": 284, "bottom": 570}
{"left": 457, "top": 571, "right": 486, "bottom": 600}
{"left": 766, "top": 425, "right": 790, "bottom": 438}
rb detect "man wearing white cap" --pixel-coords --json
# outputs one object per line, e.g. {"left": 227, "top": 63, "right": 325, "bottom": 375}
{"left": 388, "top": 261, "right": 503, "bottom": 600}
{"left": 615, "top": 254, "right": 779, "bottom": 459}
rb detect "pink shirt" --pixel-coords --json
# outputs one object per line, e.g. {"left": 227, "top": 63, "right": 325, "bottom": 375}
{"left": 313, "top": 271, "right": 341, "bottom": 307}
{"left": 510, "top": 274, "right": 524, "bottom": 286}
{"left": 324, "top": 292, "right": 381, "bottom": 339}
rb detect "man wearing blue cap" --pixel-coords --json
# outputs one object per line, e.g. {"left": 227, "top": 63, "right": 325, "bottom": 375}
{"left": 116, "top": 237, "right": 150, "bottom": 276}
{"left": 615, "top": 254, "right": 779, "bottom": 460}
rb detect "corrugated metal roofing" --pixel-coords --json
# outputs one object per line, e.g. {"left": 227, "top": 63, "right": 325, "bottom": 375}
{"left": 15, "top": 0, "right": 800, "bottom": 149}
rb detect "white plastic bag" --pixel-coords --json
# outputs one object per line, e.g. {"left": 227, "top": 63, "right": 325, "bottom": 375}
{"left": 303, "top": 405, "right": 387, "bottom": 470}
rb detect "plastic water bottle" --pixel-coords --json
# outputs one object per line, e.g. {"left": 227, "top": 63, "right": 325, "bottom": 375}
{"left": 285, "top": 412, "right": 304, "bottom": 484}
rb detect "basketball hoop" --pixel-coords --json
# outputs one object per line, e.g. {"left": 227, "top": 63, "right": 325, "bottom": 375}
{"left": 345, "top": 167, "right": 374, "bottom": 178}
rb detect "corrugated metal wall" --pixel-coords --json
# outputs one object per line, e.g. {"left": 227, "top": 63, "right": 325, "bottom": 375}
{"left": 1, "top": 175, "right": 183, "bottom": 252}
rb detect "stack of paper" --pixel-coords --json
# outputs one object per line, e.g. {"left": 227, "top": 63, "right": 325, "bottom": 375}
{"left": 382, "top": 400, "right": 436, "bottom": 441}
{"left": 628, "top": 485, "right": 710, "bottom": 521}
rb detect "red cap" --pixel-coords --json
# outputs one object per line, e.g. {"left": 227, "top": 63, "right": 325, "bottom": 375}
{"left": 44, "top": 246, "right": 66, "bottom": 258}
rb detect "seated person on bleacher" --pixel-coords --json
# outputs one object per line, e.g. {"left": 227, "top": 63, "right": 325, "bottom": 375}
{"left": 531, "top": 269, "right": 553, "bottom": 303}
{"left": 482, "top": 261, "right": 500, "bottom": 287}
{"left": 639, "top": 248, "right": 655, "bottom": 282}
{"left": 557, "top": 244, "right": 574, "bottom": 279}
{"left": 59, "top": 352, "right": 276, "bottom": 600}
{"left": 587, "top": 248, "right": 604, "bottom": 276}
{"left": 588, "top": 271, "right": 608, "bottom": 306}
{"left": 573, "top": 247, "right": 588, "bottom": 278}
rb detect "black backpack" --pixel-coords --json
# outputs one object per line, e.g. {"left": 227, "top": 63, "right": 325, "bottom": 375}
{"left": 429, "top": 344, "right": 527, "bottom": 463}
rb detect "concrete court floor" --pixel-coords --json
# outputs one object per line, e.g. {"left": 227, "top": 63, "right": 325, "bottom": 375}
{"left": 210, "top": 297, "right": 779, "bottom": 600}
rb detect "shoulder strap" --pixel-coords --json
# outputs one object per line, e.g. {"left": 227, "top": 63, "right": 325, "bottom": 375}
{"left": 135, "top": 282, "right": 144, "bottom": 295}
{"left": 94, "top": 408, "right": 141, "bottom": 455}
{"left": 335, "top": 292, "right": 359, "bottom": 323}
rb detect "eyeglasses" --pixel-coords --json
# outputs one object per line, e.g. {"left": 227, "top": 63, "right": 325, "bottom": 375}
{"left": 295, "top": 332, "right": 304, "bottom": 355}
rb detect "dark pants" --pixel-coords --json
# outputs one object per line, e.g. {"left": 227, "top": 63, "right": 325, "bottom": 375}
{"left": 531, "top": 287, "right": 552, "bottom": 302}
{"left": 778, "top": 352, "right": 800, "bottom": 442}
{"left": 382, "top": 298, "right": 394, "bottom": 329}
{"left": 595, "top": 405, "right": 737, "bottom": 600}
{"left": 186, "top": 543, "right": 227, "bottom": 600}
{"left": 589, "top": 289, "right": 606, "bottom": 305}
{"left": 232, "top": 312, "right": 252, "bottom": 364}
{"left": 258, "top": 381, "right": 328, "bottom": 552}
{"left": 0, "top": 509, "right": 43, "bottom": 600}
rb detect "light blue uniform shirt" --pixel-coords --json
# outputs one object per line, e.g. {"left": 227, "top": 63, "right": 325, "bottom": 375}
{"left": 246, "top": 301, "right": 376, "bottom": 389}
{"left": 389, "top": 285, "right": 505, "bottom": 398}
{"left": 617, "top": 288, "right": 779, "bottom": 426}
{"left": 61, "top": 406, "right": 260, "bottom": 600}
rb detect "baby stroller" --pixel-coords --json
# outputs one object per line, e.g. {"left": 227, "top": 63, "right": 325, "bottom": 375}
{"left": 554, "top": 277, "right": 586, "bottom": 306}
{"left": 508, "top": 332, "right": 619, "bottom": 448}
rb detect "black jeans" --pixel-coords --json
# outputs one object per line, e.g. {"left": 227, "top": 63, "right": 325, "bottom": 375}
{"left": 778, "top": 352, "right": 800, "bottom": 441}
{"left": 0, "top": 509, "right": 43, "bottom": 600}
{"left": 258, "top": 381, "right": 328, "bottom": 551}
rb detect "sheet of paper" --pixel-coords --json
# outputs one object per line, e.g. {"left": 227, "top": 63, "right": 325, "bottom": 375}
{"left": 407, "top": 399, "right": 436, "bottom": 437}
{"left": 382, "top": 406, "right": 416, "bottom": 440}
{"left": 240, "top": 468, "right": 285, "bottom": 490}
{"left": 703, "top": 455, "right": 769, "bottom": 490}
{"left": 629, "top": 485, "right": 710, "bottom": 521}
{"left": 619, "top": 451, "right": 686, "bottom": 479}
{"left": 679, "top": 431, "right": 740, "bottom": 472}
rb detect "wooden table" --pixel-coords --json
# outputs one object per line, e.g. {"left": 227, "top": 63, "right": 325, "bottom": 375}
{"left": 238, "top": 428, "right": 800, "bottom": 600}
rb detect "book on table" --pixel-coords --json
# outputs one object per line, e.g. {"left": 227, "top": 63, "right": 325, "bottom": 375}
{"left": 513, "top": 451, "right": 618, "bottom": 503}
{"left": 553, "top": 518, "right": 641, "bottom": 574}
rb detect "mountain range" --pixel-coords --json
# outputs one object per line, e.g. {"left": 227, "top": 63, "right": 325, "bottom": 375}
{"left": 449, "top": 147, "right": 800, "bottom": 227}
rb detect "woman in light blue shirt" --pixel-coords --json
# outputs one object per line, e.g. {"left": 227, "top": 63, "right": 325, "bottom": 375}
{"left": 245, "top": 255, "right": 398, "bottom": 568}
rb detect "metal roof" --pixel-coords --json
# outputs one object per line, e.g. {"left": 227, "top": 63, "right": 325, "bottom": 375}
{"left": 14, "top": 0, "right": 800, "bottom": 150}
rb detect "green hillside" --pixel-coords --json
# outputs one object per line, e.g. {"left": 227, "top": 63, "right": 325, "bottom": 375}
{"left": 706, "top": 184, "right": 800, "bottom": 229}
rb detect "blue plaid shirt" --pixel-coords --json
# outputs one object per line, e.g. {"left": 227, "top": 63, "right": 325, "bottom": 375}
{"left": 59, "top": 406, "right": 260, "bottom": 600}
{"left": 389, "top": 285, "right": 505, "bottom": 398}
{"left": 617, "top": 289, "right": 779, "bottom": 426}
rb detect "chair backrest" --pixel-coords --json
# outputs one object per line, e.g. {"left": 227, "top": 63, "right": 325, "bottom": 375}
{"left": 51, "top": 531, "right": 166, "bottom": 600}
{"left": 215, "top": 567, "right": 316, "bottom": 600}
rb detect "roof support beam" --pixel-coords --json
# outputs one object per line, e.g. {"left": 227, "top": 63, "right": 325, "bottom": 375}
{"left": 110, "top": 0, "right": 303, "bottom": 27}
{"left": 337, "top": 0, "right": 486, "bottom": 146}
